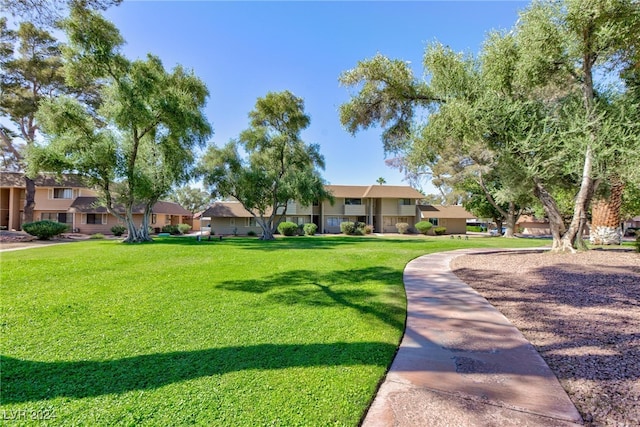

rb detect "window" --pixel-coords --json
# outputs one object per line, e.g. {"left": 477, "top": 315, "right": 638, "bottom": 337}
{"left": 53, "top": 188, "right": 73, "bottom": 199}
{"left": 327, "top": 217, "right": 340, "bottom": 227}
{"left": 345, "top": 198, "right": 362, "bottom": 205}
{"left": 399, "top": 198, "right": 411, "bottom": 206}
{"left": 40, "top": 212, "right": 72, "bottom": 224}
{"left": 245, "top": 217, "right": 256, "bottom": 227}
{"left": 428, "top": 218, "right": 439, "bottom": 226}
{"left": 151, "top": 214, "right": 157, "bottom": 224}
{"left": 86, "top": 213, "right": 103, "bottom": 224}
{"left": 288, "top": 216, "right": 305, "bottom": 225}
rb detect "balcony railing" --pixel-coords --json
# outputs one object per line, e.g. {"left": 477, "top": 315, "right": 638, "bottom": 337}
{"left": 398, "top": 204, "right": 416, "bottom": 216}
{"left": 286, "top": 202, "right": 312, "bottom": 215}
{"left": 344, "top": 205, "right": 366, "bottom": 216}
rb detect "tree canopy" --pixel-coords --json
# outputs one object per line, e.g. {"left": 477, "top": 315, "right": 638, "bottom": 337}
{"left": 30, "top": 5, "right": 211, "bottom": 242}
{"left": 339, "top": 0, "right": 639, "bottom": 251}
{"left": 199, "top": 91, "right": 331, "bottom": 240}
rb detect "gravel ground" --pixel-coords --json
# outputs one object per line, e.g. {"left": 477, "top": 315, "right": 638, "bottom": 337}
{"left": 451, "top": 248, "right": 640, "bottom": 427}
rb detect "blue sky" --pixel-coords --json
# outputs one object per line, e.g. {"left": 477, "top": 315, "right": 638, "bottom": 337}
{"left": 103, "top": 1, "right": 528, "bottom": 194}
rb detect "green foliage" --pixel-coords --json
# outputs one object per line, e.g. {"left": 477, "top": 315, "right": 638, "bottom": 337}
{"left": 340, "top": 221, "right": 355, "bottom": 235}
{"left": 303, "top": 223, "right": 317, "bottom": 236}
{"left": 21, "top": 220, "right": 68, "bottom": 240}
{"left": 199, "top": 91, "right": 331, "bottom": 240}
{"left": 466, "top": 225, "right": 483, "bottom": 232}
{"left": 434, "top": 226, "right": 447, "bottom": 235}
{"left": 161, "top": 225, "right": 182, "bottom": 235}
{"left": 395, "top": 222, "right": 410, "bottom": 234}
{"left": 177, "top": 224, "right": 192, "bottom": 235}
{"left": 89, "top": 233, "right": 105, "bottom": 239}
{"left": 414, "top": 221, "right": 434, "bottom": 235}
{"left": 168, "top": 186, "right": 211, "bottom": 214}
{"left": 277, "top": 221, "right": 299, "bottom": 236}
{"left": 247, "top": 230, "right": 257, "bottom": 237}
{"left": 110, "top": 224, "right": 126, "bottom": 236}
{"left": 32, "top": 6, "right": 211, "bottom": 244}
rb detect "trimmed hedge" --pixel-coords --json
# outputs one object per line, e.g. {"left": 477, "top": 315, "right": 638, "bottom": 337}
{"left": 414, "top": 221, "right": 433, "bottom": 235}
{"left": 340, "top": 222, "right": 356, "bottom": 235}
{"left": 303, "top": 223, "right": 317, "bottom": 236}
{"left": 278, "top": 221, "right": 299, "bottom": 236}
{"left": 22, "top": 220, "right": 68, "bottom": 240}
{"left": 111, "top": 224, "right": 126, "bottom": 236}
{"left": 434, "top": 226, "right": 447, "bottom": 235}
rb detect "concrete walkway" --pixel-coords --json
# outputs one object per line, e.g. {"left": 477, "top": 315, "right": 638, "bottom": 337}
{"left": 362, "top": 249, "right": 583, "bottom": 427}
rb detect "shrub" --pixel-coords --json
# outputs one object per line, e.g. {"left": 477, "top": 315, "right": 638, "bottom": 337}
{"left": 177, "top": 224, "right": 192, "bottom": 235}
{"left": 466, "top": 225, "right": 482, "bottom": 232}
{"left": 363, "top": 224, "right": 373, "bottom": 234}
{"left": 111, "top": 224, "right": 126, "bottom": 236}
{"left": 415, "top": 221, "right": 433, "bottom": 235}
{"left": 89, "top": 233, "right": 105, "bottom": 239}
{"left": 434, "top": 226, "right": 447, "bottom": 235}
{"left": 22, "top": 220, "right": 68, "bottom": 240}
{"left": 162, "top": 224, "right": 180, "bottom": 235}
{"left": 395, "top": 222, "right": 410, "bottom": 234}
{"left": 247, "top": 230, "right": 257, "bottom": 237}
{"left": 340, "top": 221, "right": 355, "bottom": 235}
{"left": 303, "top": 223, "right": 317, "bottom": 236}
{"left": 277, "top": 221, "right": 299, "bottom": 236}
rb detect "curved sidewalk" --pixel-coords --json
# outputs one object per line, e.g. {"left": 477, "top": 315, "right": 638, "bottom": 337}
{"left": 362, "top": 249, "right": 583, "bottom": 427}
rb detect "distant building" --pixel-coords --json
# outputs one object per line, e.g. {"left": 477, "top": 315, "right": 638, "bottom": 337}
{"left": 1, "top": 172, "right": 191, "bottom": 234}
{"left": 201, "top": 184, "right": 475, "bottom": 235}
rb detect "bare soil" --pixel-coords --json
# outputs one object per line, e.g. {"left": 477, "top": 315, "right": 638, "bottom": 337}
{"left": 451, "top": 248, "right": 640, "bottom": 427}
{"left": 0, "top": 230, "right": 90, "bottom": 251}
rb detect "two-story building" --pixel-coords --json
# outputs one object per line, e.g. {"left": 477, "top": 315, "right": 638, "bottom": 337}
{"left": 1, "top": 172, "right": 192, "bottom": 234}
{"left": 200, "top": 184, "right": 474, "bottom": 235}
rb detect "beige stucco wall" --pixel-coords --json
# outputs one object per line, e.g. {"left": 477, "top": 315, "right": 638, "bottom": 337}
{"left": 434, "top": 218, "right": 467, "bottom": 234}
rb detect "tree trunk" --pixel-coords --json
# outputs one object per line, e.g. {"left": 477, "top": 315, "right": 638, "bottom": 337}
{"left": 503, "top": 201, "right": 518, "bottom": 238}
{"left": 590, "top": 180, "right": 624, "bottom": 245}
{"left": 257, "top": 216, "right": 275, "bottom": 240}
{"left": 557, "top": 143, "right": 595, "bottom": 252}
{"left": 533, "top": 179, "right": 566, "bottom": 251}
{"left": 23, "top": 176, "right": 36, "bottom": 225}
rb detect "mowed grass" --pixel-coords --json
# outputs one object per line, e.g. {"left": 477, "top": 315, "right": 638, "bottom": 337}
{"left": 1, "top": 235, "right": 547, "bottom": 426}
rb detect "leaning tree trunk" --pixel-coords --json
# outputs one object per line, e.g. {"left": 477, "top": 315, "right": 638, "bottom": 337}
{"left": 503, "top": 201, "right": 519, "bottom": 238}
{"left": 590, "top": 180, "right": 624, "bottom": 245}
{"left": 533, "top": 179, "right": 566, "bottom": 251}
{"left": 23, "top": 176, "right": 36, "bottom": 225}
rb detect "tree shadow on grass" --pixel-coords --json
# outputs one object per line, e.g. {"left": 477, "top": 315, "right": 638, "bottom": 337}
{"left": 218, "top": 266, "right": 406, "bottom": 330}
{"left": 1, "top": 341, "right": 395, "bottom": 404}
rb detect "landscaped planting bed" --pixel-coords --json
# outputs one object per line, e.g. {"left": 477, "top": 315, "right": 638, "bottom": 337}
{"left": 1, "top": 236, "right": 545, "bottom": 426}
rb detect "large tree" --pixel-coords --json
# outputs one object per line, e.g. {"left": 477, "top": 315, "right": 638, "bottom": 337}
{"left": 339, "top": 44, "right": 531, "bottom": 238}
{"left": 30, "top": 5, "right": 211, "bottom": 243}
{"left": 0, "top": 18, "right": 66, "bottom": 223}
{"left": 511, "top": 0, "right": 639, "bottom": 250}
{"left": 199, "top": 91, "right": 331, "bottom": 240}
{"left": 168, "top": 185, "right": 212, "bottom": 214}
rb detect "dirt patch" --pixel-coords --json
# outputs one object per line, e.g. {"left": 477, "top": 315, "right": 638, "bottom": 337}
{"left": 450, "top": 249, "right": 640, "bottom": 427}
{"left": 0, "top": 230, "right": 90, "bottom": 251}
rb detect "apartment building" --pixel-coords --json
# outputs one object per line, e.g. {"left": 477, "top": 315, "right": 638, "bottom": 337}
{"left": 200, "top": 184, "right": 474, "bottom": 235}
{"left": 1, "top": 172, "right": 192, "bottom": 234}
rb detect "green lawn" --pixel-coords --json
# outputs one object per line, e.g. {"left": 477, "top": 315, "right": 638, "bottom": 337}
{"left": 1, "top": 235, "right": 547, "bottom": 426}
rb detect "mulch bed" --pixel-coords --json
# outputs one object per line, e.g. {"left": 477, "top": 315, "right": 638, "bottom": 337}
{"left": 451, "top": 248, "right": 640, "bottom": 427}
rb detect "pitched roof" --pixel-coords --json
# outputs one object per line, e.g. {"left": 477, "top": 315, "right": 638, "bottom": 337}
{"left": 325, "top": 184, "right": 424, "bottom": 199}
{"left": 70, "top": 197, "right": 192, "bottom": 216}
{"left": 418, "top": 205, "right": 475, "bottom": 219}
{"left": 0, "top": 172, "right": 88, "bottom": 188}
{"left": 202, "top": 201, "right": 261, "bottom": 218}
